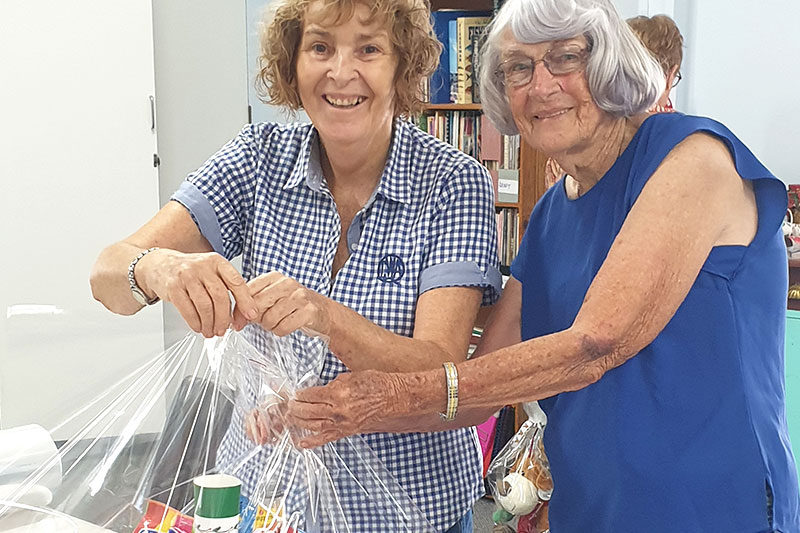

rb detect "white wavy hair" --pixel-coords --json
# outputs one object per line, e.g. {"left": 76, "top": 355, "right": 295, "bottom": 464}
{"left": 480, "top": 0, "right": 665, "bottom": 134}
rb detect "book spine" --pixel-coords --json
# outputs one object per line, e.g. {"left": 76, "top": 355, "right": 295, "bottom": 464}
{"left": 448, "top": 19, "right": 459, "bottom": 103}
{"left": 471, "top": 30, "right": 484, "bottom": 103}
{"left": 457, "top": 18, "right": 490, "bottom": 105}
{"left": 456, "top": 18, "right": 467, "bottom": 104}
{"left": 429, "top": 12, "right": 450, "bottom": 104}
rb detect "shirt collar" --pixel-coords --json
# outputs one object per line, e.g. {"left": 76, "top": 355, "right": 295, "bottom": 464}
{"left": 373, "top": 119, "right": 412, "bottom": 205}
{"left": 282, "top": 119, "right": 413, "bottom": 205}
{"left": 283, "top": 126, "right": 323, "bottom": 192}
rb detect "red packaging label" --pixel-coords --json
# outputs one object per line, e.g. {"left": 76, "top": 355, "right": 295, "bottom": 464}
{"left": 133, "top": 500, "right": 193, "bottom": 533}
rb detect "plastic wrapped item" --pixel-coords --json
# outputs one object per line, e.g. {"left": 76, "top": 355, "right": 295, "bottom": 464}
{"left": 0, "top": 326, "right": 433, "bottom": 533}
{"left": 487, "top": 403, "right": 552, "bottom": 533}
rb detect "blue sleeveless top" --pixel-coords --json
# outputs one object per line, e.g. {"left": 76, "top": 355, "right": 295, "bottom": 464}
{"left": 511, "top": 113, "right": 800, "bottom": 532}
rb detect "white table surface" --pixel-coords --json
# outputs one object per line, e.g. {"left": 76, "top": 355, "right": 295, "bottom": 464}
{"left": 0, "top": 513, "right": 114, "bottom": 533}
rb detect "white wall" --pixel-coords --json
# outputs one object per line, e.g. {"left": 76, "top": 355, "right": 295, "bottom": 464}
{"left": 674, "top": 0, "right": 800, "bottom": 183}
{"left": 0, "top": 0, "right": 165, "bottom": 437}
{"left": 613, "top": 0, "right": 646, "bottom": 18}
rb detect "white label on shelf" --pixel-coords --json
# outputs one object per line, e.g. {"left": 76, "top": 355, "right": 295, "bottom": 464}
{"left": 498, "top": 179, "right": 519, "bottom": 195}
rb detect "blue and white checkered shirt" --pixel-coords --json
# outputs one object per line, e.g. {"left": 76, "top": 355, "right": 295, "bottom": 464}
{"left": 172, "top": 118, "right": 501, "bottom": 532}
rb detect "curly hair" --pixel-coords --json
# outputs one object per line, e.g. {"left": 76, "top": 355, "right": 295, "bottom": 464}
{"left": 255, "top": 0, "right": 441, "bottom": 118}
{"left": 627, "top": 15, "right": 684, "bottom": 76}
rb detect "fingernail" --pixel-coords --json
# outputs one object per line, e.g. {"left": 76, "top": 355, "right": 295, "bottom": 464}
{"left": 247, "top": 309, "right": 258, "bottom": 320}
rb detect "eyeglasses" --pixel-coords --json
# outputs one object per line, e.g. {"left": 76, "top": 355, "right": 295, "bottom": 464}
{"left": 671, "top": 71, "right": 682, "bottom": 88}
{"left": 495, "top": 45, "right": 589, "bottom": 88}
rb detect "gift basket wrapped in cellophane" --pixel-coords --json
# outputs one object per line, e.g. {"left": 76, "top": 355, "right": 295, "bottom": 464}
{"left": 487, "top": 402, "right": 552, "bottom": 533}
{"left": 0, "top": 325, "right": 434, "bottom": 533}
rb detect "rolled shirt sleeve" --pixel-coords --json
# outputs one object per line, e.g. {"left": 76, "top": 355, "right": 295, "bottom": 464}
{"left": 419, "top": 160, "right": 502, "bottom": 306}
{"left": 171, "top": 124, "right": 266, "bottom": 260}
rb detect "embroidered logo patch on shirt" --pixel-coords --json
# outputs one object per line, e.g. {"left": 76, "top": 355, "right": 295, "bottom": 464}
{"left": 377, "top": 254, "right": 405, "bottom": 284}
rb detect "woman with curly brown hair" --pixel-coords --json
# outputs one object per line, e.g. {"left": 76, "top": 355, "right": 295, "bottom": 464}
{"left": 90, "top": 0, "right": 499, "bottom": 531}
{"left": 628, "top": 14, "right": 684, "bottom": 112}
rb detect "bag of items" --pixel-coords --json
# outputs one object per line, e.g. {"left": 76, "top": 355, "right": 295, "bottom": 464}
{"left": 487, "top": 402, "right": 552, "bottom": 533}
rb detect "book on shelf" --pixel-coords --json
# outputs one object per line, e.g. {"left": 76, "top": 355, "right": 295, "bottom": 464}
{"left": 501, "top": 134, "right": 519, "bottom": 169}
{"left": 496, "top": 207, "right": 519, "bottom": 267}
{"left": 470, "top": 28, "right": 486, "bottom": 103}
{"left": 417, "top": 109, "right": 482, "bottom": 160}
{"left": 480, "top": 114, "right": 502, "bottom": 161}
{"left": 418, "top": 111, "right": 521, "bottom": 203}
{"left": 428, "top": 10, "right": 490, "bottom": 104}
{"left": 449, "top": 19, "right": 459, "bottom": 103}
{"left": 456, "top": 16, "right": 491, "bottom": 104}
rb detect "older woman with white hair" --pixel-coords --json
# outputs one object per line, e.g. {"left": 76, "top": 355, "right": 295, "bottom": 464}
{"left": 287, "top": 0, "right": 800, "bottom": 530}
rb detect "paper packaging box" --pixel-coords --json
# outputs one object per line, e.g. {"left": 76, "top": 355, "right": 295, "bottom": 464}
{"left": 497, "top": 169, "right": 519, "bottom": 203}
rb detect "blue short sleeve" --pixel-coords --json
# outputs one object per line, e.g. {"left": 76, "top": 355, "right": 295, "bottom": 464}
{"left": 626, "top": 114, "right": 787, "bottom": 247}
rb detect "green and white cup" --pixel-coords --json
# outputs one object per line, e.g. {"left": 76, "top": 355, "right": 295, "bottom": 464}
{"left": 193, "top": 473, "right": 241, "bottom": 533}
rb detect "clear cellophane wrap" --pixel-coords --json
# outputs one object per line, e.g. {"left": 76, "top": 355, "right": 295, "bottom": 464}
{"left": 0, "top": 325, "right": 433, "bottom": 533}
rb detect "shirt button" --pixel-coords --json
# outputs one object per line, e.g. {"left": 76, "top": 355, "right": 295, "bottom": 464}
{"left": 350, "top": 243, "right": 359, "bottom": 252}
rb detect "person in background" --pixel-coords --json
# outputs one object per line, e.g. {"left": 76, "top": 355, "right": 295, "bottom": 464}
{"left": 544, "top": 12, "right": 685, "bottom": 191}
{"left": 627, "top": 13, "right": 683, "bottom": 113}
{"left": 285, "top": 0, "right": 800, "bottom": 530}
{"left": 90, "top": 0, "right": 501, "bottom": 531}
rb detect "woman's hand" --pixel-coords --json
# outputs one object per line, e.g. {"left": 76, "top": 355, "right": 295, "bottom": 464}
{"left": 244, "top": 401, "right": 288, "bottom": 446}
{"left": 236, "top": 272, "right": 331, "bottom": 337}
{"left": 287, "top": 370, "right": 408, "bottom": 448}
{"left": 137, "top": 249, "right": 258, "bottom": 338}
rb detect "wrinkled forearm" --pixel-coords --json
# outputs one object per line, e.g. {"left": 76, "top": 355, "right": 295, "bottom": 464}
{"left": 363, "top": 406, "right": 501, "bottom": 434}
{"left": 459, "top": 329, "right": 606, "bottom": 407}
{"left": 390, "top": 327, "right": 614, "bottom": 419}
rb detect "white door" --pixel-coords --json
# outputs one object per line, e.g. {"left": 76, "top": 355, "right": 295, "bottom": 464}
{"left": 0, "top": 0, "right": 165, "bottom": 438}
{"left": 151, "top": 0, "right": 250, "bottom": 347}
